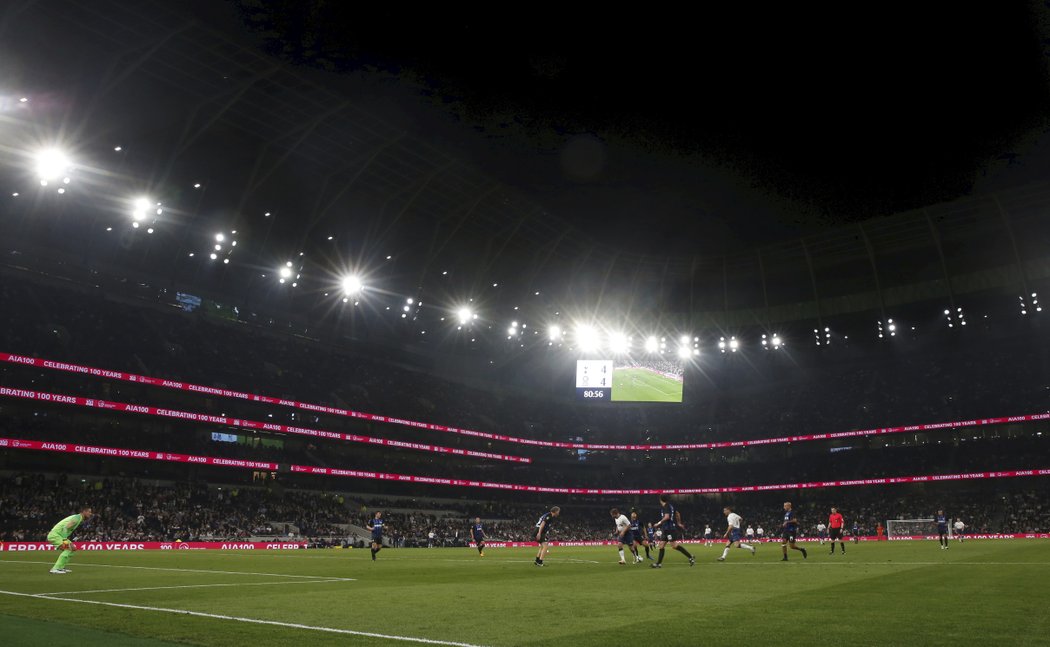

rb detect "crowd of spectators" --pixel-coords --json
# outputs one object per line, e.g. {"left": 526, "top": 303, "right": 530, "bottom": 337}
{"left": 5, "top": 472, "right": 1047, "bottom": 546}
{"left": 0, "top": 473, "right": 346, "bottom": 542}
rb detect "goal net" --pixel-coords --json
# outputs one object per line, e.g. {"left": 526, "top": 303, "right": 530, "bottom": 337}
{"left": 885, "top": 519, "right": 947, "bottom": 539}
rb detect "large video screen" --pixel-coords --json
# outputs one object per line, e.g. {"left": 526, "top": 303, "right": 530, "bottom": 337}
{"left": 575, "top": 359, "right": 684, "bottom": 403}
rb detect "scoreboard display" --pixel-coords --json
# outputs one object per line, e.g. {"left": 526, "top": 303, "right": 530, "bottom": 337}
{"left": 575, "top": 360, "right": 614, "bottom": 400}
{"left": 575, "top": 360, "right": 684, "bottom": 403}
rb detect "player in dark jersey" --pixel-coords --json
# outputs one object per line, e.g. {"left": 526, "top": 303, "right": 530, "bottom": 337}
{"left": 470, "top": 517, "right": 486, "bottom": 557}
{"left": 651, "top": 495, "right": 695, "bottom": 568}
{"left": 935, "top": 510, "right": 949, "bottom": 549}
{"left": 851, "top": 519, "right": 860, "bottom": 543}
{"left": 368, "top": 511, "right": 385, "bottom": 561}
{"left": 534, "top": 506, "right": 560, "bottom": 566}
{"left": 780, "top": 502, "right": 808, "bottom": 561}
{"left": 629, "top": 511, "right": 652, "bottom": 561}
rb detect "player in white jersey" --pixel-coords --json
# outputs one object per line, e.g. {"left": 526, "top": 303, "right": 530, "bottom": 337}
{"left": 703, "top": 525, "right": 714, "bottom": 546}
{"left": 756, "top": 526, "right": 765, "bottom": 541}
{"left": 816, "top": 522, "right": 827, "bottom": 545}
{"left": 718, "top": 506, "right": 756, "bottom": 561}
{"left": 745, "top": 525, "right": 755, "bottom": 541}
{"left": 954, "top": 519, "right": 965, "bottom": 543}
{"left": 610, "top": 508, "right": 638, "bottom": 564}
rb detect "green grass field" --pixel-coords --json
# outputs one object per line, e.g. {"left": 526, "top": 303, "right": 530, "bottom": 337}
{"left": 611, "top": 368, "right": 683, "bottom": 402}
{"left": 2, "top": 541, "right": 1048, "bottom": 646}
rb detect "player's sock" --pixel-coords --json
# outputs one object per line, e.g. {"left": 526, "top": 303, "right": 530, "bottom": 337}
{"left": 54, "top": 550, "right": 72, "bottom": 571}
{"left": 674, "top": 546, "right": 693, "bottom": 559}
{"left": 657, "top": 548, "right": 665, "bottom": 564}
{"left": 644, "top": 545, "right": 650, "bottom": 558}
{"left": 720, "top": 547, "right": 730, "bottom": 559}
{"left": 739, "top": 543, "right": 752, "bottom": 551}
{"left": 618, "top": 549, "right": 625, "bottom": 562}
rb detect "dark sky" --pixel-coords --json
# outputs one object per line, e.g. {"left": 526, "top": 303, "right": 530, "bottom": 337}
{"left": 235, "top": 2, "right": 1050, "bottom": 255}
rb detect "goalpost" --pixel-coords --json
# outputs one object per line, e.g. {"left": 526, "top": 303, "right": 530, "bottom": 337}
{"left": 885, "top": 519, "right": 949, "bottom": 539}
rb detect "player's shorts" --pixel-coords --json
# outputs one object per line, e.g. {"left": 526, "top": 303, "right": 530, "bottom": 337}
{"left": 537, "top": 531, "right": 549, "bottom": 543}
{"left": 619, "top": 532, "right": 634, "bottom": 545}
{"left": 704, "top": 533, "right": 712, "bottom": 540}
{"left": 658, "top": 531, "right": 677, "bottom": 542}
{"left": 47, "top": 533, "right": 65, "bottom": 549}
{"left": 727, "top": 529, "right": 742, "bottom": 544}
{"left": 781, "top": 530, "right": 798, "bottom": 543}
{"left": 473, "top": 537, "right": 485, "bottom": 544}
{"left": 829, "top": 528, "right": 842, "bottom": 540}
{"left": 937, "top": 527, "right": 948, "bottom": 536}
{"left": 371, "top": 534, "right": 383, "bottom": 543}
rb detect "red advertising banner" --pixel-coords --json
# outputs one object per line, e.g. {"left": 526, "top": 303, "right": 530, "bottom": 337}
{"left": 6, "top": 352, "right": 1047, "bottom": 452}
{"left": 0, "top": 385, "right": 530, "bottom": 464}
{"left": 288, "top": 463, "right": 1050, "bottom": 495}
{"left": 4, "top": 436, "right": 1049, "bottom": 495}
{"left": 0, "top": 541, "right": 309, "bottom": 551}
{"left": 0, "top": 437, "right": 278, "bottom": 470}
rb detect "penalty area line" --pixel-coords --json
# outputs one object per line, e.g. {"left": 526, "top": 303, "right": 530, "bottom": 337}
{"left": 0, "top": 589, "right": 490, "bottom": 647}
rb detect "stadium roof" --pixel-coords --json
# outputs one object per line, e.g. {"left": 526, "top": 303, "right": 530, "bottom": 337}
{"left": 1, "top": 1, "right": 1048, "bottom": 335}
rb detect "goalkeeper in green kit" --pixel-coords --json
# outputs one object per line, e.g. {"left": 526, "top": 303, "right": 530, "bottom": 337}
{"left": 47, "top": 506, "right": 93, "bottom": 574}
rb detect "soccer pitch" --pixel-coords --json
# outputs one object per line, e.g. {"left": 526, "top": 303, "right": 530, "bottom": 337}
{"left": 611, "top": 368, "right": 683, "bottom": 402}
{"left": 1, "top": 542, "right": 1048, "bottom": 646}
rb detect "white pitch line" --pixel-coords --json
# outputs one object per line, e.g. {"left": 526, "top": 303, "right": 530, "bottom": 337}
{"left": 0, "top": 590, "right": 489, "bottom": 647}
{"left": 0, "top": 559, "right": 347, "bottom": 579}
{"left": 44, "top": 578, "right": 355, "bottom": 595}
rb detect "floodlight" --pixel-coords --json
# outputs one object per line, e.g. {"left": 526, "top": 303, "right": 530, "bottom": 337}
{"left": 771, "top": 335, "right": 782, "bottom": 347}
{"left": 34, "top": 149, "right": 71, "bottom": 182}
{"left": 457, "top": 307, "right": 473, "bottom": 324}
{"left": 609, "top": 332, "right": 630, "bottom": 354}
{"left": 279, "top": 266, "right": 293, "bottom": 279}
{"left": 548, "top": 325, "right": 562, "bottom": 341}
{"left": 729, "top": 338, "right": 739, "bottom": 352}
{"left": 644, "top": 336, "right": 659, "bottom": 353}
{"left": 215, "top": 233, "right": 224, "bottom": 242}
{"left": 677, "top": 346, "right": 691, "bottom": 359}
{"left": 679, "top": 335, "right": 690, "bottom": 345}
{"left": 341, "top": 275, "right": 362, "bottom": 295}
{"left": 131, "top": 197, "right": 152, "bottom": 221}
